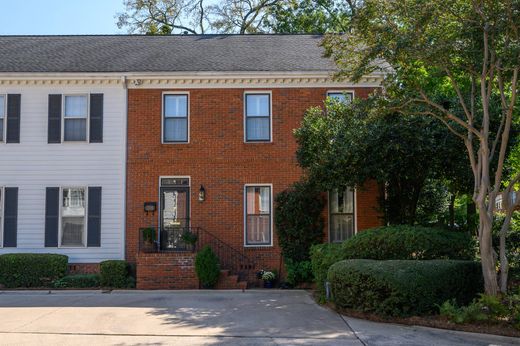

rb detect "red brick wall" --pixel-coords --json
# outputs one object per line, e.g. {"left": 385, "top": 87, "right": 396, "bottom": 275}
{"left": 126, "top": 87, "right": 383, "bottom": 274}
{"left": 136, "top": 252, "right": 198, "bottom": 289}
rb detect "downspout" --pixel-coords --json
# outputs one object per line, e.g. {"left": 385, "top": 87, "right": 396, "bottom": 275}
{"left": 121, "top": 75, "right": 128, "bottom": 261}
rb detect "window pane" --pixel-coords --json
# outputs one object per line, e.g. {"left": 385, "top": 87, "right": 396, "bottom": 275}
{"left": 246, "top": 117, "right": 269, "bottom": 141}
{"left": 0, "top": 95, "right": 5, "bottom": 117}
{"left": 164, "top": 118, "right": 187, "bottom": 142}
{"left": 0, "top": 121, "right": 3, "bottom": 142}
{"left": 246, "top": 186, "right": 270, "bottom": 214}
{"left": 328, "top": 92, "right": 353, "bottom": 104}
{"left": 246, "top": 215, "right": 271, "bottom": 245}
{"left": 164, "top": 95, "right": 188, "bottom": 117}
{"left": 331, "top": 188, "right": 354, "bottom": 213}
{"left": 61, "top": 188, "right": 85, "bottom": 247}
{"left": 64, "top": 118, "right": 87, "bottom": 141}
{"left": 65, "top": 96, "right": 88, "bottom": 118}
{"left": 0, "top": 189, "right": 2, "bottom": 246}
{"left": 246, "top": 94, "right": 270, "bottom": 117}
{"left": 330, "top": 214, "right": 354, "bottom": 242}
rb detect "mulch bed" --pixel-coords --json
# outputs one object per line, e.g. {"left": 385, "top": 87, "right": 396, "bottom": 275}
{"left": 326, "top": 303, "right": 520, "bottom": 338}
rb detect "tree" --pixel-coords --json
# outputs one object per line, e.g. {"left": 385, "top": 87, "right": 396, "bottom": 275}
{"left": 295, "top": 97, "right": 471, "bottom": 225}
{"left": 323, "top": 0, "right": 519, "bottom": 294}
{"left": 211, "top": 0, "right": 283, "bottom": 34}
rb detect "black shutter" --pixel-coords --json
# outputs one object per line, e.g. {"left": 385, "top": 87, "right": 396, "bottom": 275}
{"left": 45, "top": 187, "right": 60, "bottom": 247}
{"left": 6, "top": 94, "right": 21, "bottom": 143}
{"left": 48, "top": 95, "right": 62, "bottom": 144}
{"left": 3, "top": 187, "right": 18, "bottom": 247}
{"left": 89, "top": 94, "right": 103, "bottom": 143}
{"left": 87, "top": 187, "right": 102, "bottom": 247}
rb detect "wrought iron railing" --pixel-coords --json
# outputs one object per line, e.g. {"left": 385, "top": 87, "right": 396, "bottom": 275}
{"left": 139, "top": 226, "right": 257, "bottom": 283}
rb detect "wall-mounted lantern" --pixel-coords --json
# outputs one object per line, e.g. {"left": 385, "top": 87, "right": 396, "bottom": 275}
{"left": 144, "top": 202, "right": 157, "bottom": 215}
{"left": 198, "top": 185, "right": 206, "bottom": 202}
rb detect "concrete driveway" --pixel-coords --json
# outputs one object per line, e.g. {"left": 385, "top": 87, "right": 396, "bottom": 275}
{"left": 0, "top": 290, "right": 518, "bottom": 346}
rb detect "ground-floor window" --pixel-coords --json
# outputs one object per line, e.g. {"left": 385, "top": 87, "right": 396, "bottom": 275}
{"left": 61, "top": 187, "right": 87, "bottom": 247}
{"left": 329, "top": 188, "right": 355, "bottom": 242}
{"left": 0, "top": 186, "right": 3, "bottom": 246}
{"left": 245, "top": 185, "right": 272, "bottom": 246}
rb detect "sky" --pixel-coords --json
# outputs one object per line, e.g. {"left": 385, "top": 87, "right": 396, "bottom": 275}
{"left": 0, "top": 0, "right": 125, "bottom": 35}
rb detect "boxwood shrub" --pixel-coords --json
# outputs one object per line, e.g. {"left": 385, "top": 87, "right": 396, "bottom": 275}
{"left": 53, "top": 274, "right": 100, "bottom": 288}
{"left": 0, "top": 253, "right": 68, "bottom": 288}
{"left": 342, "top": 226, "right": 475, "bottom": 260}
{"left": 328, "top": 259, "right": 483, "bottom": 316}
{"left": 310, "top": 243, "right": 343, "bottom": 300}
{"left": 195, "top": 245, "right": 220, "bottom": 288}
{"left": 100, "top": 260, "right": 134, "bottom": 288}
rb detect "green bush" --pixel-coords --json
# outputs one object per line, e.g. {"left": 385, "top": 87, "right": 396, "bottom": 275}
{"left": 53, "top": 274, "right": 100, "bottom": 288}
{"left": 285, "top": 259, "right": 313, "bottom": 287}
{"left": 195, "top": 246, "right": 220, "bottom": 288}
{"left": 100, "top": 260, "right": 134, "bottom": 288}
{"left": 310, "top": 243, "right": 344, "bottom": 300}
{"left": 0, "top": 254, "right": 68, "bottom": 288}
{"left": 342, "top": 225, "right": 475, "bottom": 260}
{"left": 328, "top": 259, "right": 483, "bottom": 316}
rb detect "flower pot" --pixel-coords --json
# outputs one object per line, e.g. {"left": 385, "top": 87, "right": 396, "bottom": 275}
{"left": 264, "top": 281, "right": 274, "bottom": 288}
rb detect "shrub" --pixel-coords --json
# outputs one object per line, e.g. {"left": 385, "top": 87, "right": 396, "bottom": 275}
{"left": 53, "top": 274, "right": 100, "bottom": 288}
{"left": 195, "top": 246, "right": 220, "bottom": 288}
{"left": 328, "top": 259, "right": 483, "bottom": 316}
{"left": 285, "top": 259, "right": 313, "bottom": 287}
{"left": 275, "top": 180, "right": 325, "bottom": 263}
{"left": 342, "top": 225, "right": 475, "bottom": 260}
{"left": 100, "top": 260, "right": 134, "bottom": 288}
{"left": 0, "top": 254, "right": 68, "bottom": 288}
{"left": 310, "top": 243, "right": 343, "bottom": 300}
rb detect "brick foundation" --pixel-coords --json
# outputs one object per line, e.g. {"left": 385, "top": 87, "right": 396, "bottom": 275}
{"left": 136, "top": 252, "right": 198, "bottom": 289}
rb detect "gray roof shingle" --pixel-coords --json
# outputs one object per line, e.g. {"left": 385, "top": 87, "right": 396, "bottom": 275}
{"left": 0, "top": 35, "right": 335, "bottom": 73}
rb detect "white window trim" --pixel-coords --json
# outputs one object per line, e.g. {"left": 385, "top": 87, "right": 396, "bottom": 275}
{"left": 243, "top": 183, "right": 274, "bottom": 247}
{"left": 62, "top": 94, "right": 90, "bottom": 143}
{"left": 328, "top": 188, "right": 357, "bottom": 243}
{"left": 58, "top": 186, "right": 88, "bottom": 248}
{"left": 0, "top": 186, "right": 4, "bottom": 248}
{"left": 162, "top": 92, "right": 190, "bottom": 144}
{"left": 0, "top": 94, "right": 6, "bottom": 143}
{"left": 243, "top": 91, "right": 273, "bottom": 143}
{"left": 326, "top": 90, "right": 355, "bottom": 103}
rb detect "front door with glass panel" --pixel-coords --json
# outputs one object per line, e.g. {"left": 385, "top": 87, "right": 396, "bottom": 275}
{"left": 160, "top": 186, "right": 190, "bottom": 250}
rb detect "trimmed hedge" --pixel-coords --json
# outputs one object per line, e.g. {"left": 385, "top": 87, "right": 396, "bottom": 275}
{"left": 328, "top": 259, "right": 483, "bottom": 316}
{"left": 310, "top": 243, "right": 343, "bottom": 300}
{"left": 53, "top": 274, "right": 100, "bottom": 288}
{"left": 342, "top": 226, "right": 475, "bottom": 260}
{"left": 0, "top": 254, "right": 68, "bottom": 288}
{"left": 100, "top": 260, "right": 134, "bottom": 288}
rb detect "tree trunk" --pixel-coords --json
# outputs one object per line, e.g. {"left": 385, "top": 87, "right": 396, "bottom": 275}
{"left": 477, "top": 203, "right": 499, "bottom": 295}
{"left": 449, "top": 193, "right": 456, "bottom": 230}
{"left": 499, "top": 216, "right": 510, "bottom": 293}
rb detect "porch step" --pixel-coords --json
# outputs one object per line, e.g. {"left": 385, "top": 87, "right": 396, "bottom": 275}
{"left": 216, "top": 269, "right": 248, "bottom": 290}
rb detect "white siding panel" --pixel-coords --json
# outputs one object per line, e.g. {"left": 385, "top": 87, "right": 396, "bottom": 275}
{"left": 0, "top": 84, "right": 126, "bottom": 263}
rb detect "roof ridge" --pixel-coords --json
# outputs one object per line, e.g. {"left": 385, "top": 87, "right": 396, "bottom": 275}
{"left": 0, "top": 33, "right": 326, "bottom": 38}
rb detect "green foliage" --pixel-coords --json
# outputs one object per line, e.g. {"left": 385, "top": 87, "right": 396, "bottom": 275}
{"left": 342, "top": 225, "right": 475, "bottom": 261}
{"left": 493, "top": 212, "right": 520, "bottom": 282}
{"left": 195, "top": 246, "right": 220, "bottom": 288}
{"left": 53, "top": 274, "right": 100, "bottom": 288}
{"left": 100, "top": 260, "right": 134, "bottom": 288}
{"left": 310, "top": 243, "right": 344, "bottom": 300}
{"left": 328, "top": 259, "right": 483, "bottom": 316}
{"left": 275, "top": 180, "right": 325, "bottom": 263}
{"left": 0, "top": 254, "right": 68, "bottom": 288}
{"left": 181, "top": 231, "right": 198, "bottom": 245}
{"left": 141, "top": 227, "right": 156, "bottom": 243}
{"left": 285, "top": 259, "right": 313, "bottom": 287}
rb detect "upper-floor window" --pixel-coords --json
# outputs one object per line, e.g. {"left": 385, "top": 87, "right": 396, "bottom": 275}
{"left": 245, "top": 185, "right": 272, "bottom": 246}
{"left": 245, "top": 93, "right": 271, "bottom": 142}
{"left": 64, "top": 95, "right": 88, "bottom": 142}
{"left": 163, "top": 94, "right": 189, "bottom": 143}
{"left": 0, "top": 95, "right": 5, "bottom": 142}
{"left": 329, "top": 188, "right": 355, "bottom": 243}
{"left": 61, "top": 187, "right": 87, "bottom": 247}
{"left": 327, "top": 91, "right": 354, "bottom": 104}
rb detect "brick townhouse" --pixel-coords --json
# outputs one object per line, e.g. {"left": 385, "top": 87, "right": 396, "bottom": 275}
{"left": 0, "top": 35, "right": 382, "bottom": 288}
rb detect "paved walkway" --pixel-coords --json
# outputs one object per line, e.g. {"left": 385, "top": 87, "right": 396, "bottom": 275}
{"left": 0, "top": 290, "right": 518, "bottom": 345}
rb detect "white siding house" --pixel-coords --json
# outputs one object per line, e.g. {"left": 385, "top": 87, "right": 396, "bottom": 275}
{"left": 0, "top": 78, "right": 126, "bottom": 263}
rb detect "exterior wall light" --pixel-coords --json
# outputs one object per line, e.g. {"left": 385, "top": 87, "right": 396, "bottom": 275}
{"left": 144, "top": 202, "right": 157, "bottom": 215}
{"left": 198, "top": 185, "right": 206, "bottom": 202}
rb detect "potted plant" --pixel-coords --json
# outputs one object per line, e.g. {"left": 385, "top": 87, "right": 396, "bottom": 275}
{"left": 260, "top": 270, "right": 276, "bottom": 288}
{"left": 141, "top": 227, "right": 156, "bottom": 252}
{"left": 181, "top": 230, "right": 198, "bottom": 250}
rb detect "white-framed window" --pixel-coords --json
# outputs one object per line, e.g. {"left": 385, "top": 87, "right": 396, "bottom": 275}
{"left": 327, "top": 90, "right": 354, "bottom": 104}
{"left": 63, "top": 95, "right": 88, "bottom": 142}
{"left": 60, "top": 187, "right": 87, "bottom": 247}
{"left": 245, "top": 92, "right": 271, "bottom": 142}
{"left": 0, "top": 186, "right": 4, "bottom": 247}
{"left": 329, "top": 188, "right": 356, "bottom": 243}
{"left": 163, "top": 93, "right": 189, "bottom": 143}
{"left": 0, "top": 94, "right": 5, "bottom": 142}
{"left": 244, "top": 184, "right": 272, "bottom": 246}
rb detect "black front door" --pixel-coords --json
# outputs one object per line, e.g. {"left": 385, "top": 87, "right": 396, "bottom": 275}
{"left": 160, "top": 187, "right": 190, "bottom": 250}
